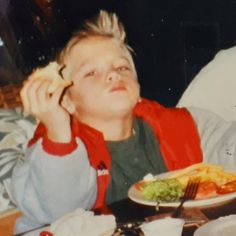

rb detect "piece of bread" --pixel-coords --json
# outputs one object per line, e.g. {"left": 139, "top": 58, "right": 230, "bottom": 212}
{"left": 32, "top": 61, "right": 72, "bottom": 93}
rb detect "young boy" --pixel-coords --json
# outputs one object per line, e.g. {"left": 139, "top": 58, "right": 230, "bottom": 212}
{"left": 11, "top": 10, "right": 236, "bottom": 234}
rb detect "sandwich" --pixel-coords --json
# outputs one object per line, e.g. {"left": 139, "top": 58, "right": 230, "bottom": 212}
{"left": 32, "top": 61, "right": 72, "bottom": 93}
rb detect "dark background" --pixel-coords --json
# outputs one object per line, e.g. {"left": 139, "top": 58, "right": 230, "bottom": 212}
{"left": 1, "top": 0, "right": 236, "bottom": 106}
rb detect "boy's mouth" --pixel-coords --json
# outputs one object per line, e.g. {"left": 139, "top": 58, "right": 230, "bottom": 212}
{"left": 110, "top": 85, "right": 127, "bottom": 92}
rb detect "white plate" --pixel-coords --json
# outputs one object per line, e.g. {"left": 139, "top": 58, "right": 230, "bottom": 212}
{"left": 128, "top": 169, "right": 236, "bottom": 207}
{"left": 194, "top": 215, "right": 236, "bottom": 236}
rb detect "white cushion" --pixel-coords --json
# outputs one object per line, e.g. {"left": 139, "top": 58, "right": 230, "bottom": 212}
{"left": 177, "top": 46, "right": 236, "bottom": 121}
{"left": 0, "top": 108, "right": 36, "bottom": 212}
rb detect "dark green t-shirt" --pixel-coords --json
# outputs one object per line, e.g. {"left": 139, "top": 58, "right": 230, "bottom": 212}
{"left": 105, "top": 118, "right": 167, "bottom": 205}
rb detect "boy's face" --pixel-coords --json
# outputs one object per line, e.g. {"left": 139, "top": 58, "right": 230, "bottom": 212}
{"left": 63, "top": 36, "right": 140, "bottom": 121}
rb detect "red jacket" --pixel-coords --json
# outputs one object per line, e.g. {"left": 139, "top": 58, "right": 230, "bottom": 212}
{"left": 29, "top": 99, "right": 203, "bottom": 209}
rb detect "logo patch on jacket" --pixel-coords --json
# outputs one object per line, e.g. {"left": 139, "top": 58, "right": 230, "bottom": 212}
{"left": 97, "top": 161, "right": 109, "bottom": 176}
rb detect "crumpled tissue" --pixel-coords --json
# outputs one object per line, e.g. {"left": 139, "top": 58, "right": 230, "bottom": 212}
{"left": 50, "top": 208, "right": 116, "bottom": 236}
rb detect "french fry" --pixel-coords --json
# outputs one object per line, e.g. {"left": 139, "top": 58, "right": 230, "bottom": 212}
{"left": 168, "top": 163, "right": 236, "bottom": 187}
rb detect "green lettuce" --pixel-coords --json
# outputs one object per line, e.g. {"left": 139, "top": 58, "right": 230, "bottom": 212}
{"left": 141, "top": 179, "right": 184, "bottom": 203}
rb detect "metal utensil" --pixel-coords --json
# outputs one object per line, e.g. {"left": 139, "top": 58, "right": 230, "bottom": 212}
{"left": 172, "top": 176, "right": 201, "bottom": 218}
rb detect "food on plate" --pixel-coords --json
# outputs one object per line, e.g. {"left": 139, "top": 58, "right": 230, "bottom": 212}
{"left": 139, "top": 163, "right": 236, "bottom": 202}
{"left": 140, "top": 179, "right": 184, "bottom": 202}
{"left": 195, "top": 181, "right": 218, "bottom": 200}
{"left": 217, "top": 180, "right": 236, "bottom": 194}
{"left": 32, "top": 61, "right": 72, "bottom": 94}
{"left": 168, "top": 163, "right": 236, "bottom": 187}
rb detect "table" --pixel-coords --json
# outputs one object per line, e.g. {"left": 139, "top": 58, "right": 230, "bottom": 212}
{"left": 108, "top": 197, "right": 236, "bottom": 236}
{"left": 5, "top": 198, "right": 236, "bottom": 236}
{"left": 0, "top": 208, "right": 21, "bottom": 236}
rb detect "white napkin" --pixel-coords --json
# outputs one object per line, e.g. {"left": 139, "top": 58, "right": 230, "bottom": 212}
{"left": 50, "top": 208, "right": 116, "bottom": 236}
{"left": 141, "top": 218, "right": 184, "bottom": 236}
{"left": 194, "top": 215, "right": 236, "bottom": 236}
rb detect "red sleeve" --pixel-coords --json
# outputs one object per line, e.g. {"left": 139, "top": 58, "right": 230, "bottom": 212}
{"left": 28, "top": 123, "right": 77, "bottom": 156}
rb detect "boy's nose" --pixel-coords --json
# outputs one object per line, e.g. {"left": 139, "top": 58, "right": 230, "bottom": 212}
{"left": 107, "top": 71, "right": 121, "bottom": 82}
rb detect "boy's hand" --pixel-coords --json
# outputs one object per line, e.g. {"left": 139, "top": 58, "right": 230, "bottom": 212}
{"left": 20, "top": 76, "right": 72, "bottom": 143}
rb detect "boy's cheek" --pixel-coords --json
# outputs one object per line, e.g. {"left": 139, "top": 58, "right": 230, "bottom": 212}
{"left": 134, "top": 81, "right": 140, "bottom": 94}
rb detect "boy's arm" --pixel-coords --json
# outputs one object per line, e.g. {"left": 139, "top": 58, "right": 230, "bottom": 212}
{"left": 10, "top": 137, "right": 97, "bottom": 233}
{"left": 188, "top": 106, "right": 236, "bottom": 166}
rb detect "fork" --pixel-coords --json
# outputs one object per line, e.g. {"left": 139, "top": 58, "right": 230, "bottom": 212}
{"left": 172, "top": 176, "right": 201, "bottom": 218}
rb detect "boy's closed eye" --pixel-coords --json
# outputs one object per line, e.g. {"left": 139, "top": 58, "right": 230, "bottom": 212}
{"left": 116, "top": 66, "right": 130, "bottom": 72}
{"left": 84, "top": 70, "right": 96, "bottom": 78}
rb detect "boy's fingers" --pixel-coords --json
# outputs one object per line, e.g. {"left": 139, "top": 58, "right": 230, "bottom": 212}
{"left": 20, "top": 79, "right": 35, "bottom": 114}
{"left": 25, "top": 79, "right": 48, "bottom": 114}
{"left": 36, "top": 80, "right": 51, "bottom": 105}
{"left": 21, "top": 76, "right": 64, "bottom": 116}
{"left": 50, "top": 84, "right": 65, "bottom": 104}
{"left": 35, "top": 81, "right": 53, "bottom": 112}
{"left": 20, "top": 75, "right": 44, "bottom": 111}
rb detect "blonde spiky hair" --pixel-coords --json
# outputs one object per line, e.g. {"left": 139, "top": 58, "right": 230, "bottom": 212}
{"left": 84, "top": 10, "right": 126, "bottom": 41}
{"left": 58, "top": 10, "right": 133, "bottom": 63}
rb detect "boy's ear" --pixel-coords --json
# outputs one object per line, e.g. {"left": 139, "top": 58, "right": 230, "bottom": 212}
{"left": 61, "top": 93, "right": 76, "bottom": 114}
